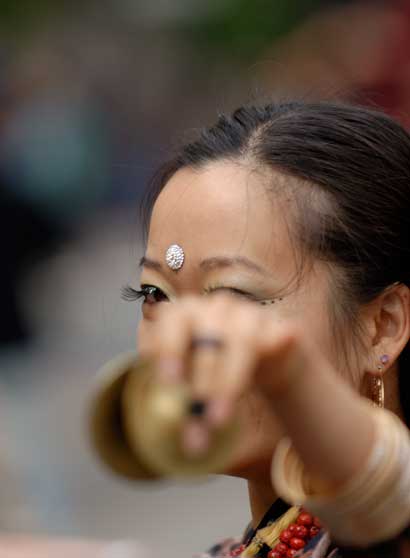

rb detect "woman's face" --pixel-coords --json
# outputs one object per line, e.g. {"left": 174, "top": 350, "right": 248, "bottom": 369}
{"left": 137, "top": 161, "right": 353, "bottom": 479}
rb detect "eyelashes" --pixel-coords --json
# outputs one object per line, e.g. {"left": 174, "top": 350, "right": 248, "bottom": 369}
{"left": 121, "top": 284, "right": 145, "bottom": 302}
{"left": 121, "top": 284, "right": 168, "bottom": 304}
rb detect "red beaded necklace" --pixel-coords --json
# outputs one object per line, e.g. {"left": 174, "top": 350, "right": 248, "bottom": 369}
{"left": 231, "top": 508, "right": 322, "bottom": 558}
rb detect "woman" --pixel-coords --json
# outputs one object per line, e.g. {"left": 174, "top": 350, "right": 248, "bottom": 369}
{"left": 124, "top": 101, "right": 410, "bottom": 557}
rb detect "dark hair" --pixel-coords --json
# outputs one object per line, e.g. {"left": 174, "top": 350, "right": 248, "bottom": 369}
{"left": 141, "top": 100, "right": 410, "bottom": 424}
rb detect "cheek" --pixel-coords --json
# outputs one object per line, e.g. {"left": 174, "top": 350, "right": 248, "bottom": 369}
{"left": 283, "top": 283, "right": 335, "bottom": 360}
{"left": 136, "top": 320, "right": 151, "bottom": 356}
{"left": 288, "top": 293, "right": 361, "bottom": 386}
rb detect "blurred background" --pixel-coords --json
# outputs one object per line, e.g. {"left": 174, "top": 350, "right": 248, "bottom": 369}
{"left": 0, "top": 0, "right": 409, "bottom": 556}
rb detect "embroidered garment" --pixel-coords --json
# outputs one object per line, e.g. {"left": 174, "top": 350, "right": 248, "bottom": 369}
{"left": 196, "top": 499, "right": 410, "bottom": 558}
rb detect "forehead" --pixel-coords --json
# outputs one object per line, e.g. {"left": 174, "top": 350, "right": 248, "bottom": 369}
{"left": 147, "top": 162, "right": 295, "bottom": 271}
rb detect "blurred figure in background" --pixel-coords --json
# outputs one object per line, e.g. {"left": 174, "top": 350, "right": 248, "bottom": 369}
{"left": 0, "top": 178, "right": 62, "bottom": 346}
{"left": 0, "top": 52, "right": 111, "bottom": 348}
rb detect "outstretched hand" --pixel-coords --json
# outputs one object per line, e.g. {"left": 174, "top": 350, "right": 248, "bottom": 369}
{"left": 140, "top": 293, "right": 322, "bottom": 455}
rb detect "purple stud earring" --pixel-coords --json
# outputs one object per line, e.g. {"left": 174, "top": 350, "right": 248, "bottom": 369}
{"left": 381, "top": 354, "right": 390, "bottom": 365}
{"left": 377, "top": 354, "right": 390, "bottom": 371}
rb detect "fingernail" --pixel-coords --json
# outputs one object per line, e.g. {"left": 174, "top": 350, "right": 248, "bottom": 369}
{"left": 157, "top": 358, "right": 182, "bottom": 382}
{"left": 188, "top": 399, "right": 207, "bottom": 418}
{"left": 207, "top": 399, "right": 232, "bottom": 426}
{"left": 182, "top": 420, "right": 210, "bottom": 457}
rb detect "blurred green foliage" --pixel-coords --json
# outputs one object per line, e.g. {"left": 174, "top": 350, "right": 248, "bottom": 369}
{"left": 181, "top": 0, "right": 323, "bottom": 61}
{"left": 0, "top": 0, "right": 324, "bottom": 54}
{"left": 0, "top": 0, "right": 69, "bottom": 35}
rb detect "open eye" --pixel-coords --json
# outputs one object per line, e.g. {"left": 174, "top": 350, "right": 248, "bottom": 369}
{"left": 140, "top": 285, "right": 168, "bottom": 304}
{"left": 121, "top": 284, "right": 169, "bottom": 305}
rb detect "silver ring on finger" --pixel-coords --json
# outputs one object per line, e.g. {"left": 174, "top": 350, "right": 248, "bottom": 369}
{"left": 190, "top": 336, "right": 224, "bottom": 351}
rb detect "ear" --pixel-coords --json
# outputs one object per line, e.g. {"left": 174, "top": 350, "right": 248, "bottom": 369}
{"left": 361, "top": 282, "right": 410, "bottom": 377}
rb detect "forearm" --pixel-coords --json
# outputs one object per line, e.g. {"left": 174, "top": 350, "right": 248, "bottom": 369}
{"left": 270, "top": 354, "right": 376, "bottom": 492}
{"left": 271, "top": 407, "right": 410, "bottom": 545}
{"left": 268, "top": 353, "right": 410, "bottom": 545}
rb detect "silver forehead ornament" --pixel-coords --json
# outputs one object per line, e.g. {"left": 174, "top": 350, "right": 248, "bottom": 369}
{"left": 165, "top": 244, "right": 185, "bottom": 270}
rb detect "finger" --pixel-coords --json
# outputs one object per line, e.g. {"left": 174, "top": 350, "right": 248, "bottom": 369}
{"left": 207, "top": 306, "right": 260, "bottom": 425}
{"left": 189, "top": 296, "right": 233, "bottom": 400}
{"left": 151, "top": 299, "right": 197, "bottom": 382}
{"left": 181, "top": 418, "right": 210, "bottom": 457}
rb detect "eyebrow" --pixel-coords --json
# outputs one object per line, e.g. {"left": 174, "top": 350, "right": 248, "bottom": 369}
{"left": 139, "top": 256, "right": 162, "bottom": 271}
{"left": 139, "top": 255, "right": 269, "bottom": 276}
